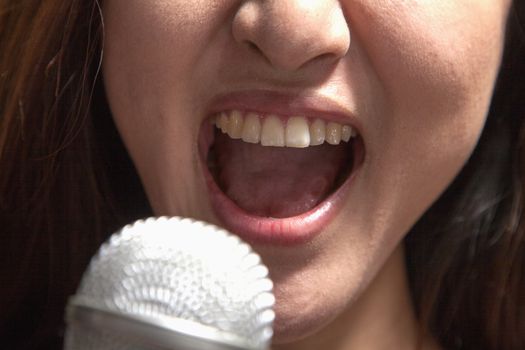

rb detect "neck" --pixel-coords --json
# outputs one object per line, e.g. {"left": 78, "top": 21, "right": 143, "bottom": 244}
{"left": 271, "top": 245, "right": 440, "bottom": 350}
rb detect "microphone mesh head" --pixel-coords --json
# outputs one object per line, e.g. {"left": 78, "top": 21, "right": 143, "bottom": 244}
{"left": 65, "top": 217, "right": 275, "bottom": 349}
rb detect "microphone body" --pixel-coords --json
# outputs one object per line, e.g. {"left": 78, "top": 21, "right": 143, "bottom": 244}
{"left": 64, "top": 217, "right": 275, "bottom": 349}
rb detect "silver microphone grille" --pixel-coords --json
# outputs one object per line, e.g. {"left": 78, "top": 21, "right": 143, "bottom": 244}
{"left": 65, "top": 217, "right": 275, "bottom": 350}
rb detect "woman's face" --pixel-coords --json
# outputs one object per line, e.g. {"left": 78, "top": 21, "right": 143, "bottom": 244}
{"left": 103, "top": 0, "right": 511, "bottom": 344}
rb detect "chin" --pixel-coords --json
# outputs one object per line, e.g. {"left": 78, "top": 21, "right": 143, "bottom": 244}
{"left": 270, "top": 283, "right": 347, "bottom": 344}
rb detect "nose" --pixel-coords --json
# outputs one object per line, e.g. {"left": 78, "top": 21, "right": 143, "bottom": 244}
{"left": 232, "top": 0, "right": 350, "bottom": 71}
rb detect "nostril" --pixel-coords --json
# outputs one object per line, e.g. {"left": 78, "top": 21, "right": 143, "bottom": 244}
{"left": 247, "top": 41, "right": 264, "bottom": 56}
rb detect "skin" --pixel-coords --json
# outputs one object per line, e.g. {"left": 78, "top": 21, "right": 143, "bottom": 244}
{"left": 102, "top": 1, "right": 512, "bottom": 348}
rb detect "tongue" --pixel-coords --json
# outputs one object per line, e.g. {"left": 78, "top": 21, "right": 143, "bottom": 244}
{"left": 213, "top": 134, "right": 349, "bottom": 218}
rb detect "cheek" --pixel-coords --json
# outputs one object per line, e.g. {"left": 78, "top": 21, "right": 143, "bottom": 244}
{"left": 344, "top": 1, "right": 509, "bottom": 241}
{"left": 102, "top": 0, "right": 241, "bottom": 155}
{"left": 101, "top": 0, "right": 227, "bottom": 214}
{"left": 102, "top": 0, "right": 219, "bottom": 102}
{"left": 350, "top": 1, "right": 508, "bottom": 117}
{"left": 350, "top": 2, "right": 508, "bottom": 79}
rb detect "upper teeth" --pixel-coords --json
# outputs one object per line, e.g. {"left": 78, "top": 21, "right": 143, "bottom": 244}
{"left": 214, "top": 111, "right": 356, "bottom": 148}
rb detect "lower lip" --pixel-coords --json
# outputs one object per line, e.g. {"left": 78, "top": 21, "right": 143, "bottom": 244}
{"left": 199, "top": 123, "right": 359, "bottom": 246}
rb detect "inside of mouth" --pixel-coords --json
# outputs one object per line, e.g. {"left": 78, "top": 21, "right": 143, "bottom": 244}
{"left": 207, "top": 128, "right": 357, "bottom": 218}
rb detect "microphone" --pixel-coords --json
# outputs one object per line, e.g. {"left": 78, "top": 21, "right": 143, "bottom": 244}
{"left": 64, "top": 217, "right": 275, "bottom": 350}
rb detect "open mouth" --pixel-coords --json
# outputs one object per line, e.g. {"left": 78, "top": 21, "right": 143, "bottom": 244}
{"left": 199, "top": 107, "right": 365, "bottom": 245}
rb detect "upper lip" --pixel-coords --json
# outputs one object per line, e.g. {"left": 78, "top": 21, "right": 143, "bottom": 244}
{"left": 206, "top": 90, "right": 362, "bottom": 133}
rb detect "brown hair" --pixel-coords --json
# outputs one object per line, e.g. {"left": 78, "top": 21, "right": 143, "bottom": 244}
{"left": 0, "top": 1, "right": 149, "bottom": 348}
{"left": 0, "top": 0, "right": 523, "bottom": 349}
